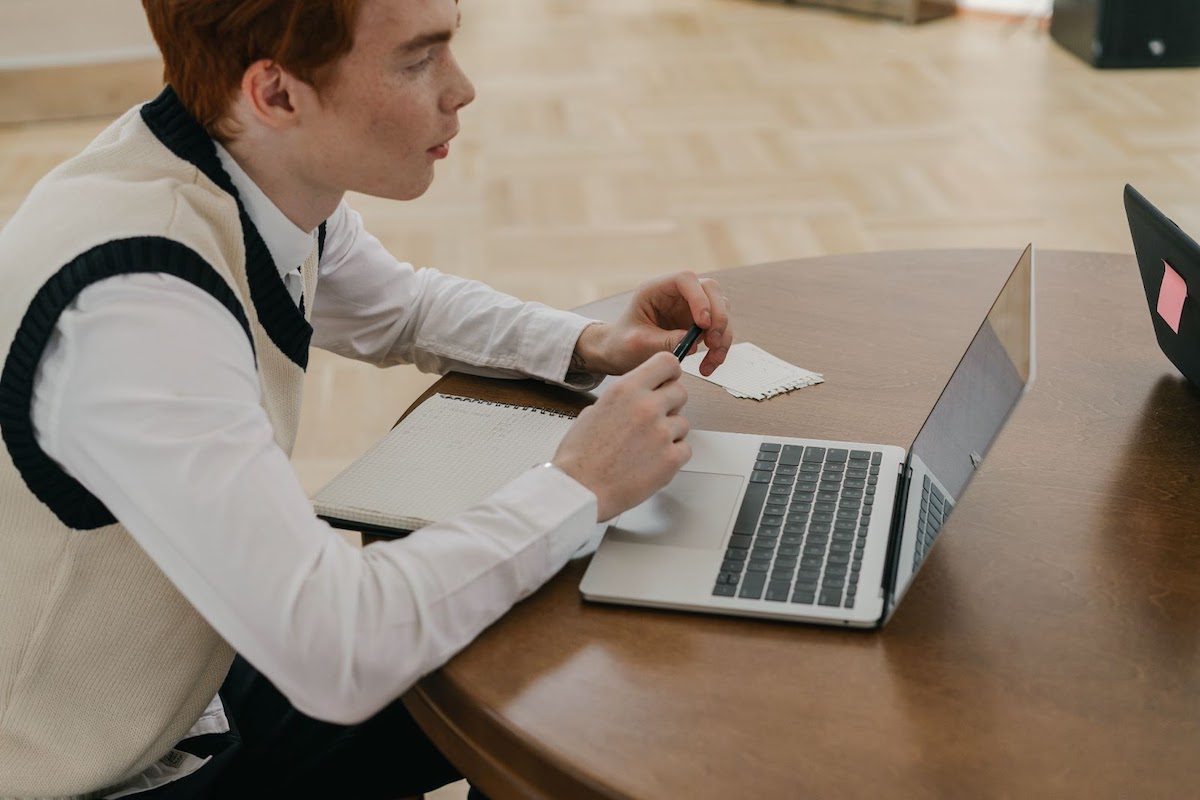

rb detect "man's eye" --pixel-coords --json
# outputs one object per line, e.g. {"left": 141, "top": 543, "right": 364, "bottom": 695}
{"left": 406, "top": 53, "right": 435, "bottom": 73}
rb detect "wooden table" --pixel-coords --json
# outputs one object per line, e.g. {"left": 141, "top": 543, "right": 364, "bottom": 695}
{"left": 390, "top": 250, "right": 1200, "bottom": 799}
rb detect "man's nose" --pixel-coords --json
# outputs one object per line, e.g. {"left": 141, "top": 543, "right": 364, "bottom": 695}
{"left": 443, "top": 53, "right": 476, "bottom": 113}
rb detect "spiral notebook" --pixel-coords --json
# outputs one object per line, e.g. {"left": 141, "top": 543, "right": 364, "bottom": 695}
{"left": 312, "top": 393, "right": 575, "bottom": 537}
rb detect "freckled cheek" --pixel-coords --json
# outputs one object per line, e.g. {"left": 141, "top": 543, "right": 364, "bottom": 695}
{"left": 363, "top": 106, "right": 425, "bottom": 159}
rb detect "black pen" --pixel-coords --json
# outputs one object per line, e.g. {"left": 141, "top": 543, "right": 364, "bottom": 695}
{"left": 672, "top": 324, "right": 704, "bottom": 361}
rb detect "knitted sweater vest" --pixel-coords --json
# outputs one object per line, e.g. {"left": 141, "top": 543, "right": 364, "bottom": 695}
{"left": 0, "top": 87, "right": 323, "bottom": 798}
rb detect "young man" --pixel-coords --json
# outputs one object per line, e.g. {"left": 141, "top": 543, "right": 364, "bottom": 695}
{"left": 0, "top": 0, "right": 734, "bottom": 797}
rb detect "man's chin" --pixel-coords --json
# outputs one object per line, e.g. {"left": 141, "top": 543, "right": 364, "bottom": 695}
{"left": 363, "top": 173, "right": 435, "bottom": 202}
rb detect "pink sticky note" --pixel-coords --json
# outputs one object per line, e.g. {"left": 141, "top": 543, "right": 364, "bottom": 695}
{"left": 1157, "top": 260, "right": 1187, "bottom": 334}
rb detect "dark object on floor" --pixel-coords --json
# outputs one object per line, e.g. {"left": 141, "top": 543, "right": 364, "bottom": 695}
{"left": 1051, "top": 0, "right": 1200, "bottom": 68}
{"left": 775, "top": 0, "right": 954, "bottom": 25}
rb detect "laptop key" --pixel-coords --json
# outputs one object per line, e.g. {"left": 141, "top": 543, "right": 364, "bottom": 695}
{"left": 750, "top": 470, "right": 773, "bottom": 484}
{"left": 819, "top": 590, "right": 842, "bottom": 606}
{"left": 826, "top": 448, "right": 848, "bottom": 463}
{"left": 780, "top": 445, "right": 804, "bottom": 466}
{"left": 739, "top": 573, "right": 767, "bottom": 599}
{"left": 850, "top": 449, "right": 870, "bottom": 460}
{"left": 791, "top": 591, "right": 816, "bottom": 604}
{"left": 766, "top": 582, "right": 791, "bottom": 601}
{"left": 872, "top": 452, "right": 883, "bottom": 465}
{"left": 802, "top": 446, "right": 826, "bottom": 462}
{"left": 729, "top": 533, "right": 752, "bottom": 549}
{"left": 713, "top": 584, "right": 737, "bottom": 597}
{"left": 733, "top": 482, "right": 769, "bottom": 535}
{"left": 759, "top": 442, "right": 782, "bottom": 453}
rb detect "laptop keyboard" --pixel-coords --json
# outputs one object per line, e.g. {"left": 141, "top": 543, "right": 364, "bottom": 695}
{"left": 913, "top": 474, "right": 952, "bottom": 568}
{"left": 713, "top": 443, "right": 883, "bottom": 608}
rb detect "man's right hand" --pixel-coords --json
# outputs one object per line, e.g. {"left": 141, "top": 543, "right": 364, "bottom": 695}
{"left": 553, "top": 351, "right": 692, "bottom": 522}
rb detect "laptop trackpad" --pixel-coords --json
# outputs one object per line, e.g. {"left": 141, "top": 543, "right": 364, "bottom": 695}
{"left": 606, "top": 471, "right": 743, "bottom": 551}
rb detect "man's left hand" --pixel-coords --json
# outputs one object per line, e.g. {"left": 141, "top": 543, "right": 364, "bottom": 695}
{"left": 573, "top": 271, "right": 733, "bottom": 377}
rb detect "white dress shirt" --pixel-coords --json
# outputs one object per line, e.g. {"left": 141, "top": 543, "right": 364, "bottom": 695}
{"left": 29, "top": 142, "right": 604, "bottom": 789}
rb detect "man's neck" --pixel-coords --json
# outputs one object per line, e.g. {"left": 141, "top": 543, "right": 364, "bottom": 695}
{"left": 221, "top": 138, "right": 342, "bottom": 233}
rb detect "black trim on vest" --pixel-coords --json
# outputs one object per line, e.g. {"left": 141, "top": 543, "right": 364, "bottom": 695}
{"left": 0, "top": 238, "right": 254, "bottom": 531}
{"left": 140, "top": 86, "right": 313, "bottom": 370}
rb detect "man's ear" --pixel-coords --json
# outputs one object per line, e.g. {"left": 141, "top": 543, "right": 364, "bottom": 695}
{"left": 239, "top": 59, "right": 310, "bottom": 131}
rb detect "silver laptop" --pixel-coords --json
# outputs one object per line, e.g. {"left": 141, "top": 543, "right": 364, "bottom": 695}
{"left": 581, "top": 246, "right": 1036, "bottom": 628}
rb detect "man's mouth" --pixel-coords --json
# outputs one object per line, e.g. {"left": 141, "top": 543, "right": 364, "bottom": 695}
{"left": 428, "top": 130, "right": 458, "bottom": 159}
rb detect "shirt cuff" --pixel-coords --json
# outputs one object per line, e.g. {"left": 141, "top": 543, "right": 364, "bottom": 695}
{"left": 518, "top": 306, "right": 605, "bottom": 391}
{"left": 499, "top": 463, "right": 598, "bottom": 568}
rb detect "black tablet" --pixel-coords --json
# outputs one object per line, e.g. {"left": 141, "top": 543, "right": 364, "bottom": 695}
{"left": 1125, "top": 184, "right": 1200, "bottom": 388}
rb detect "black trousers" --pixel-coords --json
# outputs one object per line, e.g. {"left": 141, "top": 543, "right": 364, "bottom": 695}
{"left": 133, "top": 655, "right": 483, "bottom": 799}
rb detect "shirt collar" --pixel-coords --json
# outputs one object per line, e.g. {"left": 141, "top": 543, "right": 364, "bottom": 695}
{"left": 214, "top": 142, "right": 316, "bottom": 280}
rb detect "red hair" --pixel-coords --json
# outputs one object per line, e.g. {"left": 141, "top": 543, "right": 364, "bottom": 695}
{"left": 141, "top": 0, "right": 363, "bottom": 140}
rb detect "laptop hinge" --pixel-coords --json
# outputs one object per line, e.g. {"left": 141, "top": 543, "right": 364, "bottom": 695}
{"left": 877, "top": 459, "right": 913, "bottom": 626}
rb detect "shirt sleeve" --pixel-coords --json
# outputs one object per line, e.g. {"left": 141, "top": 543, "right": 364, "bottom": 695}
{"left": 30, "top": 272, "right": 600, "bottom": 725}
{"left": 311, "top": 202, "right": 603, "bottom": 390}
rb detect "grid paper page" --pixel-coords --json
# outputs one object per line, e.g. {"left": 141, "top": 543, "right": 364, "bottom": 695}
{"left": 681, "top": 342, "right": 824, "bottom": 400}
{"left": 312, "top": 394, "right": 574, "bottom": 531}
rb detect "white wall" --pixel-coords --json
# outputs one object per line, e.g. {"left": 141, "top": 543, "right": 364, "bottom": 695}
{"left": 0, "top": 0, "right": 156, "bottom": 69}
{"left": 957, "top": 0, "right": 1053, "bottom": 15}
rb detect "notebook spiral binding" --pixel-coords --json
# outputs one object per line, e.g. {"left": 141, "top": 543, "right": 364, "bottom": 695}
{"left": 440, "top": 394, "right": 576, "bottom": 421}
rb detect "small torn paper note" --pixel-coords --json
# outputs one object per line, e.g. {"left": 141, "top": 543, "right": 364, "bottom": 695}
{"left": 681, "top": 342, "right": 823, "bottom": 400}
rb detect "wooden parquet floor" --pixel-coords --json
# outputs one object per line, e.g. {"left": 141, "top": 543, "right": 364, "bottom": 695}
{"left": 3, "top": 0, "right": 1200, "bottom": 494}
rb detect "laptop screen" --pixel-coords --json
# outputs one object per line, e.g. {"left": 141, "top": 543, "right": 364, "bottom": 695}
{"left": 885, "top": 246, "right": 1035, "bottom": 614}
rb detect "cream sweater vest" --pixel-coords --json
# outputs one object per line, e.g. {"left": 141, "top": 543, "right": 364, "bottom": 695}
{"left": 0, "top": 88, "right": 323, "bottom": 798}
